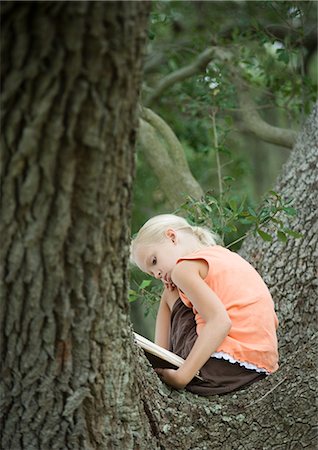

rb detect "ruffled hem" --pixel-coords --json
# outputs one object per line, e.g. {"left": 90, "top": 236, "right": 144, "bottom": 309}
{"left": 212, "top": 351, "right": 269, "bottom": 374}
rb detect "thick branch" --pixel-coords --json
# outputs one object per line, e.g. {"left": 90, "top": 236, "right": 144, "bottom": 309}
{"left": 235, "top": 77, "right": 298, "bottom": 148}
{"left": 138, "top": 107, "right": 203, "bottom": 208}
{"left": 134, "top": 332, "right": 317, "bottom": 448}
{"left": 145, "top": 47, "right": 215, "bottom": 106}
{"left": 211, "top": 47, "right": 298, "bottom": 149}
{"left": 140, "top": 107, "right": 190, "bottom": 171}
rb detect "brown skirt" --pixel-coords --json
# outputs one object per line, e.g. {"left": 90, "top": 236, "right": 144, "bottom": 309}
{"left": 169, "top": 298, "right": 266, "bottom": 396}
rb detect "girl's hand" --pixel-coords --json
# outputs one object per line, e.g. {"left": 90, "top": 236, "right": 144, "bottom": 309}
{"left": 155, "top": 368, "right": 188, "bottom": 390}
{"left": 163, "top": 279, "right": 176, "bottom": 291}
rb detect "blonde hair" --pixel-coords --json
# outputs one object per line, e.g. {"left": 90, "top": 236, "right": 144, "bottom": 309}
{"left": 131, "top": 214, "right": 220, "bottom": 262}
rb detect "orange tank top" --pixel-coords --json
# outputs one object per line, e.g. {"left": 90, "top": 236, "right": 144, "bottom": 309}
{"left": 177, "top": 246, "right": 279, "bottom": 373}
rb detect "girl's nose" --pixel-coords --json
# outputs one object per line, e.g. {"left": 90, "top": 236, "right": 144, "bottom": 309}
{"left": 156, "top": 270, "right": 162, "bottom": 279}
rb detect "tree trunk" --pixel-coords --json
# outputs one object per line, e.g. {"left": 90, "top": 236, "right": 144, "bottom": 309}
{"left": 1, "top": 2, "right": 150, "bottom": 449}
{"left": 239, "top": 103, "right": 318, "bottom": 363}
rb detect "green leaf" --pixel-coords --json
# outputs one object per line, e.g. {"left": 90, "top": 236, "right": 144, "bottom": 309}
{"left": 223, "top": 176, "right": 235, "bottom": 183}
{"left": 277, "top": 231, "right": 287, "bottom": 242}
{"left": 283, "top": 207, "right": 297, "bottom": 216}
{"left": 206, "top": 196, "right": 218, "bottom": 206}
{"left": 257, "top": 229, "right": 273, "bottom": 242}
{"left": 248, "top": 206, "right": 257, "bottom": 217}
{"left": 228, "top": 199, "right": 238, "bottom": 211}
{"left": 277, "top": 49, "right": 289, "bottom": 64}
{"left": 140, "top": 279, "right": 152, "bottom": 290}
{"left": 284, "top": 229, "right": 303, "bottom": 239}
{"left": 223, "top": 225, "right": 237, "bottom": 233}
{"left": 237, "top": 199, "right": 246, "bottom": 214}
{"left": 259, "top": 209, "right": 271, "bottom": 222}
{"left": 243, "top": 214, "right": 258, "bottom": 223}
{"left": 228, "top": 224, "right": 238, "bottom": 232}
{"left": 128, "top": 290, "right": 138, "bottom": 303}
{"left": 268, "top": 190, "right": 281, "bottom": 199}
{"left": 271, "top": 218, "right": 284, "bottom": 227}
{"left": 240, "top": 218, "right": 256, "bottom": 225}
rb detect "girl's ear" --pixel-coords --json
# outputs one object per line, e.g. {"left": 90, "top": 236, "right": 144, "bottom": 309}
{"left": 165, "top": 228, "right": 177, "bottom": 244}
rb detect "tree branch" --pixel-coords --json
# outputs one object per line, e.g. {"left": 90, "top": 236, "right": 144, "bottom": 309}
{"left": 138, "top": 106, "right": 204, "bottom": 208}
{"left": 234, "top": 76, "right": 297, "bottom": 148}
{"left": 145, "top": 47, "right": 215, "bottom": 106}
{"left": 211, "top": 46, "right": 298, "bottom": 149}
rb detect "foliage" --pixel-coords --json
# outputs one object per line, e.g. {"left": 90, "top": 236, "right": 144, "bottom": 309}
{"left": 133, "top": 0, "right": 317, "bottom": 231}
{"left": 148, "top": 0, "right": 317, "bottom": 119}
{"left": 129, "top": 277, "right": 162, "bottom": 315}
{"left": 178, "top": 189, "right": 303, "bottom": 249}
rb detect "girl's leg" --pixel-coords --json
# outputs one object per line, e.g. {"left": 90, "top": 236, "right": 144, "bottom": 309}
{"left": 169, "top": 299, "right": 266, "bottom": 396}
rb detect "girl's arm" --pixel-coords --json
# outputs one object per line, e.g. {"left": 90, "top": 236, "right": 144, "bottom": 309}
{"left": 156, "top": 260, "right": 232, "bottom": 389}
{"left": 154, "top": 288, "right": 172, "bottom": 349}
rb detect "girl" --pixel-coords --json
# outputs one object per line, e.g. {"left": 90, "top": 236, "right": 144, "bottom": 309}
{"left": 131, "top": 214, "right": 279, "bottom": 395}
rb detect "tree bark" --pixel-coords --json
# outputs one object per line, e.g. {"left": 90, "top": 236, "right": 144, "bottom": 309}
{"left": 1, "top": 2, "right": 150, "bottom": 449}
{"left": 239, "top": 103, "right": 318, "bottom": 362}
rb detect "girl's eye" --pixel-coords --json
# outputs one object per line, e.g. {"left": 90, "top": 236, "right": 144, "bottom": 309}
{"left": 152, "top": 257, "right": 157, "bottom": 265}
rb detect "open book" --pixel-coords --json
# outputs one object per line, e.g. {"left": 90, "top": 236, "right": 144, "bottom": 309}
{"left": 133, "top": 332, "right": 203, "bottom": 381}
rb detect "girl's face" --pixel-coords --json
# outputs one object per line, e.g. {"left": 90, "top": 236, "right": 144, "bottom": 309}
{"left": 134, "top": 229, "right": 187, "bottom": 285}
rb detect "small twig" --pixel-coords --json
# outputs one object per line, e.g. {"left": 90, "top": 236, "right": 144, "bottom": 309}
{"left": 226, "top": 234, "right": 249, "bottom": 249}
{"left": 210, "top": 109, "right": 223, "bottom": 199}
{"left": 246, "top": 377, "right": 287, "bottom": 408}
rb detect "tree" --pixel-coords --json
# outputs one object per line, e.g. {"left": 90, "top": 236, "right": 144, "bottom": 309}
{"left": 1, "top": 2, "right": 317, "bottom": 450}
{"left": 133, "top": 0, "right": 317, "bottom": 218}
{"left": 1, "top": 2, "right": 150, "bottom": 448}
